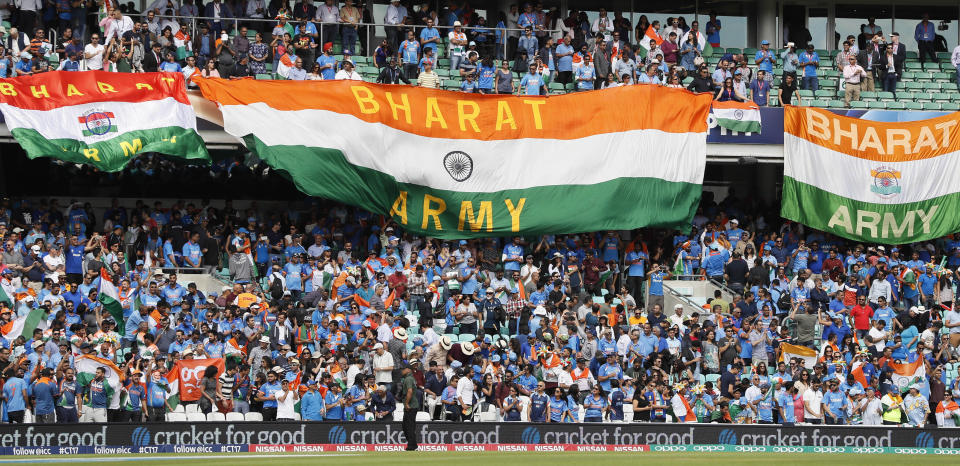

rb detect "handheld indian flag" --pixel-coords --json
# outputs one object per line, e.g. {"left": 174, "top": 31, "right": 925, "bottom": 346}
{"left": 75, "top": 354, "right": 125, "bottom": 387}
{"left": 780, "top": 343, "right": 818, "bottom": 369}
{"left": 712, "top": 101, "right": 762, "bottom": 133}
{"left": 637, "top": 26, "right": 663, "bottom": 56}
{"left": 99, "top": 268, "right": 125, "bottom": 335}
{"left": 276, "top": 53, "right": 295, "bottom": 78}
{"left": 195, "top": 80, "right": 712, "bottom": 238}
{"left": 890, "top": 359, "right": 927, "bottom": 394}
{"left": 0, "top": 307, "right": 48, "bottom": 340}
{"left": 673, "top": 252, "right": 685, "bottom": 276}
{"left": 0, "top": 71, "right": 210, "bottom": 172}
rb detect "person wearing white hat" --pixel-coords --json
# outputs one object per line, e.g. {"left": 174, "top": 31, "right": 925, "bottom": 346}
{"left": 425, "top": 336, "right": 451, "bottom": 369}
{"left": 372, "top": 342, "right": 395, "bottom": 389}
{"left": 448, "top": 20, "right": 467, "bottom": 71}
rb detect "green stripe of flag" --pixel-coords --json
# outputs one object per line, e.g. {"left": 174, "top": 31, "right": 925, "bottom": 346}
{"left": 782, "top": 176, "right": 957, "bottom": 243}
{"left": 11, "top": 126, "right": 210, "bottom": 173}
{"left": 99, "top": 293, "right": 126, "bottom": 336}
{"left": 243, "top": 135, "right": 702, "bottom": 238}
{"left": 716, "top": 118, "right": 761, "bottom": 133}
{"left": 19, "top": 308, "right": 48, "bottom": 339}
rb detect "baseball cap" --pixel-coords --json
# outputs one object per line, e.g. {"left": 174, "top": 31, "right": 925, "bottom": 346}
{"left": 760, "top": 40, "right": 770, "bottom": 45}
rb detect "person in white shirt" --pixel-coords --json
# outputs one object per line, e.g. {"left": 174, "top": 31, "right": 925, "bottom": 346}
{"left": 83, "top": 34, "right": 106, "bottom": 70}
{"left": 952, "top": 44, "right": 960, "bottom": 89}
{"left": 803, "top": 380, "right": 824, "bottom": 423}
{"left": 182, "top": 56, "right": 198, "bottom": 89}
{"left": 591, "top": 8, "right": 613, "bottom": 42}
{"left": 100, "top": 8, "right": 134, "bottom": 43}
{"left": 447, "top": 21, "right": 469, "bottom": 71}
{"left": 859, "top": 388, "right": 883, "bottom": 425}
{"left": 456, "top": 368, "right": 476, "bottom": 414}
{"left": 274, "top": 379, "right": 299, "bottom": 420}
{"left": 246, "top": 0, "right": 266, "bottom": 19}
{"left": 383, "top": 0, "right": 406, "bottom": 49}
{"left": 334, "top": 61, "right": 363, "bottom": 80}
{"left": 315, "top": 0, "right": 339, "bottom": 45}
{"left": 867, "top": 320, "right": 889, "bottom": 352}
{"left": 372, "top": 343, "right": 395, "bottom": 386}
{"left": 842, "top": 54, "right": 867, "bottom": 107}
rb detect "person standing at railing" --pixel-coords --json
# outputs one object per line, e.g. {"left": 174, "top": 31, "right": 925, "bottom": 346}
{"left": 384, "top": 0, "right": 406, "bottom": 50}
{"left": 448, "top": 20, "right": 467, "bottom": 71}
{"left": 16, "top": 0, "right": 40, "bottom": 35}
{"left": 245, "top": 0, "right": 267, "bottom": 32}
{"left": 398, "top": 29, "right": 419, "bottom": 79}
{"left": 294, "top": 0, "right": 316, "bottom": 23}
{"left": 203, "top": 0, "right": 233, "bottom": 40}
{"left": 315, "top": 0, "right": 338, "bottom": 47}
{"left": 340, "top": 0, "right": 361, "bottom": 55}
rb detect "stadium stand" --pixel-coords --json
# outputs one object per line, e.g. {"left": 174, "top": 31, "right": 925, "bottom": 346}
{"left": 1, "top": 2, "right": 960, "bottom": 432}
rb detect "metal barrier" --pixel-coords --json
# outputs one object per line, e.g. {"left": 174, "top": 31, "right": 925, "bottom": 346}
{"left": 138, "top": 14, "right": 559, "bottom": 63}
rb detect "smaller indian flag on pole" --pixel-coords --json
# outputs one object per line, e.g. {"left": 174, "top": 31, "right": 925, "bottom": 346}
{"left": 637, "top": 26, "right": 663, "bottom": 56}
{"left": 75, "top": 354, "right": 125, "bottom": 387}
{"left": 0, "top": 307, "right": 48, "bottom": 340}
{"left": 99, "top": 268, "right": 125, "bottom": 336}
{"left": 712, "top": 101, "right": 762, "bottom": 133}
{"left": 890, "top": 359, "right": 927, "bottom": 394}
{"left": 780, "top": 343, "right": 818, "bottom": 369}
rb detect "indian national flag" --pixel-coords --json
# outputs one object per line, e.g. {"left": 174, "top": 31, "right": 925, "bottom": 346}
{"left": 195, "top": 80, "right": 712, "bottom": 238}
{"left": 0, "top": 71, "right": 210, "bottom": 173}
{"left": 890, "top": 359, "right": 927, "bottom": 394}
{"left": 780, "top": 343, "right": 818, "bottom": 369}
{"left": 75, "top": 354, "right": 125, "bottom": 387}
{"left": 99, "top": 268, "right": 126, "bottom": 335}
{"left": 276, "top": 53, "right": 295, "bottom": 78}
{"left": 713, "top": 101, "right": 761, "bottom": 133}
{"left": 637, "top": 26, "right": 663, "bottom": 56}
{"left": 673, "top": 250, "right": 685, "bottom": 276}
{"left": 0, "top": 307, "right": 48, "bottom": 340}
{"left": 782, "top": 107, "right": 960, "bottom": 243}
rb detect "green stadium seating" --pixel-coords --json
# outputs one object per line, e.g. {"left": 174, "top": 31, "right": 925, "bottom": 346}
{"left": 890, "top": 91, "right": 913, "bottom": 101}
{"left": 438, "top": 58, "right": 450, "bottom": 68}
{"left": 923, "top": 62, "right": 940, "bottom": 71}
{"left": 797, "top": 90, "right": 814, "bottom": 98}
{"left": 906, "top": 51, "right": 919, "bottom": 59}
{"left": 815, "top": 90, "right": 833, "bottom": 99}
{"left": 548, "top": 82, "right": 566, "bottom": 93}
{"left": 850, "top": 101, "right": 868, "bottom": 108}
{"left": 442, "top": 79, "right": 460, "bottom": 90}
{"left": 255, "top": 73, "right": 272, "bottom": 80}
{"left": 942, "top": 62, "right": 956, "bottom": 72}
{"left": 867, "top": 101, "right": 885, "bottom": 109}
{"left": 905, "top": 81, "right": 923, "bottom": 91}
{"left": 906, "top": 62, "right": 923, "bottom": 70}
{"left": 934, "top": 72, "right": 953, "bottom": 82}
{"left": 903, "top": 101, "right": 923, "bottom": 110}
{"left": 877, "top": 91, "right": 896, "bottom": 101}
{"left": 922, "top": 102, "right": 941, "bottom": 110}
{"left": 769, "top": 96, "right": 779, "bottom": 106}
{"left": 811, "top": 100, "right": 828, "bottom": 108}
{"left": 934, "top": 93, "right": 954, "bottom": 103}
{"left": 887, "top": 101, "right": 906, "bottom": 110}
{"left": 922, "top": 82, "right": 940, "bottom": 91}
{"left": 743, "top": 48, "right": 758, "bottom": 56}
{"left": 943, "top": 83, "right": 959, "bottom": 92}
{"left": 828, "top": 99, "right": 845, "bottom": 108}
{"left": 942, "top": 102, "right": 960, "bottom": 111}
{"left": 860, "top": 91, "right": 878, "bottom": 100}
{"left": 820, "top": 78, "right": 837, "bottom": 89}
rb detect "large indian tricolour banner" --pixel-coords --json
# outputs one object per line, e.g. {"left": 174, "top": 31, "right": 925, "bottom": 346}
{"left": 783, "top": 106, "right": 960, "bottom": 243}
{"left": 0, "top": 71, "right": 210, "bottom": 172}
{"left": 196, "top": 79, "right": 712, "bottom": 238}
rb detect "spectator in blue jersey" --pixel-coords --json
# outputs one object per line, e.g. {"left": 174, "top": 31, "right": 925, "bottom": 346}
{"left": 30, "top": 368, "right": 58, "bottom": 423}
{"left": 518, "top": 62, "right": 544, "bottom": 95}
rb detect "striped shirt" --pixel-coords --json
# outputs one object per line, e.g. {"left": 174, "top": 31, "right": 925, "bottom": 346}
{"left": 418, "top": 71, "right": 440, "bottom": 88}
{"left": 219, "top": 373, "right": 235, "bottom": 398}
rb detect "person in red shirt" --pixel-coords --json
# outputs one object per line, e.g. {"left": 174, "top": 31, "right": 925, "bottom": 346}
{"left": 849, "top": 295, "right": 874, "bottom": 341}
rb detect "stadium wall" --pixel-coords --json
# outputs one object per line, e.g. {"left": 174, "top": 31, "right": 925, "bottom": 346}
{"left": 0, "top": 421, "right": 959, "bottom": 455}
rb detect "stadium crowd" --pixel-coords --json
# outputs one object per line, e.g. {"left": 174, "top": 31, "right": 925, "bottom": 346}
{"left": 0, "top": 1, "right": 957, "bottom": 104}
{"left": 0, "top": 193, "right": 959, "bottom": 428}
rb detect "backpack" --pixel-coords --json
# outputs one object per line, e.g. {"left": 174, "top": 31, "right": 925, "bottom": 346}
{"left": 269, "top": 273, "right": 284, "bottom": 300}
{"left": 776, "top": 292, "right": 791, "bottom": 312}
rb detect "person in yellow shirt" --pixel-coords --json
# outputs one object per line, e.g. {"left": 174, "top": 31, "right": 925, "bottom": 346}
{"left": 628, "top": 308, "right": 647, "bottom": 326}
